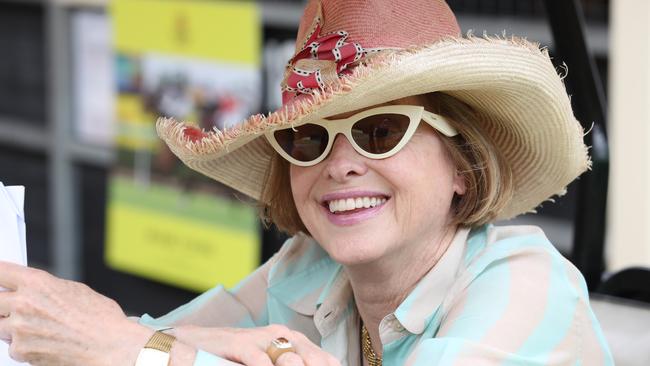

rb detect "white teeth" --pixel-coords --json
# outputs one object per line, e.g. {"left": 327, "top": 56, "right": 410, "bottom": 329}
{"left": 327, "top": 196, "right": 388, "bottom": 213}
{"left": 355, "top": 197, "right": 363, "bottom": 207}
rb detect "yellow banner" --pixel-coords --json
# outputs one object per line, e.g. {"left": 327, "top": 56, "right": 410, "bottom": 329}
{"left": 105, "top": 178, "right": 260, "bottom": 292}
{"left": 110, "top": 0, "right": 261, "bottom": 66}
{"left": 107, "top": 0, "right": 262, "bottom": 290}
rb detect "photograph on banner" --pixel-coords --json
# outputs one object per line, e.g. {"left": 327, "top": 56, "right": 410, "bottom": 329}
{"left": 106, "top": 0, "right": 262, "bottom": 292}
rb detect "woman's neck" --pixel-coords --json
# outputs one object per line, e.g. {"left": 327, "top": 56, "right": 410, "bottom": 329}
{"left": 345, "top": 225, "right": 458, "bottom": 356}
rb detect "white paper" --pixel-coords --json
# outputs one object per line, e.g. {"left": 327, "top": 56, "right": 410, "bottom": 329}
{"left": 0, "top": 182, "right": 30, "bottom": 365}
{"left": 0, "top": 182, "right": 27, "bottom": 279}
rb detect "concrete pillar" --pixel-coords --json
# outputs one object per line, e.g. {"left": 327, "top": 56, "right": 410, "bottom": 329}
{"left": 607, "top": 0, "right": 650, "bottom": 270}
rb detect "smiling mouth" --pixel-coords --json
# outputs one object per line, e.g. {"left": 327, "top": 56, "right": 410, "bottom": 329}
{"left": 323, "top": 196, "right": 390, "bottom": 214}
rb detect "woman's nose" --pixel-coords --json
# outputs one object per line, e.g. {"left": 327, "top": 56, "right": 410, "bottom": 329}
{"left": 323, "top": 134, "right": 368, "bottom": 182}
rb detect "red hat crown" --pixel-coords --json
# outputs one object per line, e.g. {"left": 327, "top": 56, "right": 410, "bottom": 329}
{"left": 282, "top": 0, "right": 461, "bottom": 105}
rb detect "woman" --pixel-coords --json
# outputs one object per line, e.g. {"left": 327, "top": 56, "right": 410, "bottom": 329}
{"left": 0, "top": 0, "right": 613, "bottom": 365}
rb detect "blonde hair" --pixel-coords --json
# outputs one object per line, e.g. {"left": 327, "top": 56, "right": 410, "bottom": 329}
{"left": 259, "top": 92, "right": 513, "bottom": 235}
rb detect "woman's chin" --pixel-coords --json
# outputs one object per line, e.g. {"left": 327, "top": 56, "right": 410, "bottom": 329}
{"left": 319, "top": 235, "right": 392, "bottom": 266}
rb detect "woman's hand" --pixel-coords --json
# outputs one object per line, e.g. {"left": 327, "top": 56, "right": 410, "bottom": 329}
{"left": 0, "top": 261, "right": 153, "bottom": 366}
{"left": 172, "top": 324, "right": 341, "bottom": 366}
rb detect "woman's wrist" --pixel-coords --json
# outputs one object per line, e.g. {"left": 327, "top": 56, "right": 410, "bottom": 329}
{"left": 169, "top": 339, "right": 197, "bottom": 366}
{"left": 113, "top": 323, "right": 158, "bottom": 366}
{"left": 122, "top": 325, "right": 197, "bottom": 366}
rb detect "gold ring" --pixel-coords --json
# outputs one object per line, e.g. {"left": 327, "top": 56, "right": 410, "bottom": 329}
{"left": 266, "top": 337, "right": 296, "bottom": 363}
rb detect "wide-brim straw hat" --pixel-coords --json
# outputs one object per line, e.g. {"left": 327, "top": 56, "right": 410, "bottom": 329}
{"left": 157, "top": 0, "right": 589, "bottom": 220}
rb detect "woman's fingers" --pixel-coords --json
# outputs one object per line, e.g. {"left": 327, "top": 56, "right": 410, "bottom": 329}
{"left": 0, "top": 291, "right": 14, "bottom": 317}
{"left": 239, "top": 350, "right": 275, "bottom": 366}
{"left": 0, "top": 261, "right": 29, "bottom": 291}
{"left": 172, "top": 325, "right": 340, "bottom": 366}
{"left": 0, "top": 316, "right": 11, "bottom": 343}
{"left": 275, "top": 351, "right": 306, "bottom": 366}
{"left": 264, "top": 327, "right": 340, "bottom": 366}
{"left": 287, "top": 330, "right": 339, "bottom": 366}
{"left": 0, "top": 267, "right": 150, "bottom": 365}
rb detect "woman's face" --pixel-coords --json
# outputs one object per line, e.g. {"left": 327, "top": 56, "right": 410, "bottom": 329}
{"left": 289, "top": 95, "right": 466, "bottom": 266}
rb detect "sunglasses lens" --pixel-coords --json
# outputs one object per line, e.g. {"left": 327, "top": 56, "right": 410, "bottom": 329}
{"left": 273, "top": 124, "right": 329, "bottom": 163}
{"left": 352, "top": 113, "right": 411, "bottom": 154}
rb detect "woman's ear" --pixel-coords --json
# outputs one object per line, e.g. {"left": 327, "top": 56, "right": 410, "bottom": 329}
{"left": 453, "top": 170, "right": 467, "bottom": 196}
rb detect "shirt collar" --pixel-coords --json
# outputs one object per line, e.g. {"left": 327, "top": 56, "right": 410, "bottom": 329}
{"left": 393, "top": 227, "right": 470, "bottom": 334}
{"left": 313, "top": 264, "right": 353, "bottom": 337}
{"left": 267, "top": 234, "right": 341, "bottom": 316}
{"left": 266, "top": 234, "right": 354, "bottom": 338}
{"left": 267, "top": 227, "right": 471, "bottom": 335}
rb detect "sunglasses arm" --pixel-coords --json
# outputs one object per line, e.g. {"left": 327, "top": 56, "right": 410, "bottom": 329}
{"left": 421, "top": 111, "right": 459, "bottom": 137}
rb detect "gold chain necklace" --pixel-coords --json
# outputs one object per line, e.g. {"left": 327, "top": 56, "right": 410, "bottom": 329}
{"left": 361, "top": 323, "right": 382, "bottom": 366}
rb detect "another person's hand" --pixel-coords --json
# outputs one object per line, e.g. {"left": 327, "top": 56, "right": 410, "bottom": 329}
{"left": 172, "top": 324, "right": 341, "bottom": 366}
{"left": 0, "top": 261, "right": 152, "bottom": 365}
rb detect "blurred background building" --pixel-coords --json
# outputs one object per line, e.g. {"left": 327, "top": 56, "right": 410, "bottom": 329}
{"left": 0, "top": 1, "right": 648, "bottom": 363}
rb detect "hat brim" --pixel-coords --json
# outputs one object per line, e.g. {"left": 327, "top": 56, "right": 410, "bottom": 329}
{"left": 157, "top": 35, "right": 590, "bottom": 220}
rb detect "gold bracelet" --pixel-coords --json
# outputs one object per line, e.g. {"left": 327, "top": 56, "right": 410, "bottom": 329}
{"left": 145, "top": 331, "right": 176, "bottom": 353}
{"left": 134, "top": 331, "right": 177, "bottom": 366}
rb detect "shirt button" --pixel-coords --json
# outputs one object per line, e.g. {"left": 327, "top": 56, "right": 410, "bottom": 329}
{"left": 394, "top": 322, "right": 405, "bottom": 332}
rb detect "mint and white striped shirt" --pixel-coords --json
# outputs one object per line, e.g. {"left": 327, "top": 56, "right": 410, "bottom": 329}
{"left": 140, "top": 224, "right": 614, "bottom": 365}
